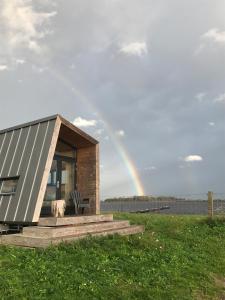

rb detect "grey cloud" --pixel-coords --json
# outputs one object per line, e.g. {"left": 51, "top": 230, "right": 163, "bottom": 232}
{"left": 0, "top": 0, "right": 224, "bottom": 198}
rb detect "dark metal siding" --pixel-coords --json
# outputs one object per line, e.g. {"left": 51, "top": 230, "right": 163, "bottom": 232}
{"left": 0, "top": 118, "right": 56, "bottom": 223}
{"left": 24, "top": 121, "right": 56, "bottom": 222}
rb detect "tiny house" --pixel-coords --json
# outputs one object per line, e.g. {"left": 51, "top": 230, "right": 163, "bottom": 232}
{"left": 0, "top": 115, "right": 99, "bottom": 224}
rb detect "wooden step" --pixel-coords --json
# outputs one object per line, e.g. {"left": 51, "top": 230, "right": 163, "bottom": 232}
{"left": 23, "top": 221, "right": 130, "bottom": 238}
{"left": 38, "top": 214, "right": 113, "bottom": 227}
{"left": 0, "top": 225, "right": 144, "bottom": 248}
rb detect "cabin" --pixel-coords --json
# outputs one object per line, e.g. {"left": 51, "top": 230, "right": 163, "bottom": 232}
{"left": 0, "top": 115, "right": 144, "bottom": 248}
{"left": 0, "top": 115, "right": 99, "bottom": 224}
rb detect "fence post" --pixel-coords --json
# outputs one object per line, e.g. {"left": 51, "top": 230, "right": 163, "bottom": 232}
{"left": 208, "top": 191, "right": 213, "bottom": 218}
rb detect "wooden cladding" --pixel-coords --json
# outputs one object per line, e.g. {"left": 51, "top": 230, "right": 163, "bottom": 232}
{"left": 76, "top": 144, "right": 100, "bottom": 215}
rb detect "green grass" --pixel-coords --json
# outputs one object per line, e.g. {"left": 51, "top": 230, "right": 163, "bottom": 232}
{"left": 1, "top": 214, "right": 225, "bottom": 299}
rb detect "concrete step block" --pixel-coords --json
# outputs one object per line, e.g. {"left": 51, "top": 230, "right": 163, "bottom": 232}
{"left": 0, "top": 225, "right": 144, "bottom": 248}
{"left": 23, "top": 220, "right": 130, "bottom": 238}
{"left": 0, "top": 234, "right": 50, "bottom": 248}
{"left": 38, "top": 214, "right": 113, "bottom": 227}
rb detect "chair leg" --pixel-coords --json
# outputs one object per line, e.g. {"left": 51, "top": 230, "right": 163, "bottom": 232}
{"left": 82, "top": 207, "right": 84, "bottom": 214}
{"left": 74, "top": 204, "right": 78, "bottom": 215}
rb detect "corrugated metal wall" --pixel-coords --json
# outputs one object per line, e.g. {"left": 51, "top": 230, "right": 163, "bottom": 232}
{"left": 0, "top": 118, "right": 56, "bottom": 223}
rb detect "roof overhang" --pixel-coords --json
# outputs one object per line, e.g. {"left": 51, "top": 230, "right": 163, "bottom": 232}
{"left": 58, "top": 115, "right": 98, "bottom": 148}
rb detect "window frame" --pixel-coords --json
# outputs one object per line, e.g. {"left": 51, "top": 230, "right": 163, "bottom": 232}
{"left": 0, "top": 176, "right": 20, "bottom": 196}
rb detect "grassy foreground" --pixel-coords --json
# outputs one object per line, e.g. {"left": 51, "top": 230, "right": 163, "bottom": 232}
{"left": 1, "top": 214, "right": 225, "bottom": 299}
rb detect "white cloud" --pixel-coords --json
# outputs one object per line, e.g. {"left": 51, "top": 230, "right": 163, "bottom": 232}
{"left": 0, "top": 65, "right": 8, "bottom": 71}
{"left": 15, "top": 58, "right": 25, "bottom": 65}
{"left": 120, "top": 42, "right": 148, "bottom": 57}
{"left": 31, "top": 64, "right": 47, "bottom": 73}
{"left": 93, "top": 128, "right": 105, "bottom": 140}
{"left": 70, "top": 63, "right": 76, "bottom": 70}
{"left": 0, "top": 0, "right": 57, "bottom": 54}
{"left": 202, "top": 28, "right": 225, "bottom": 44}
{"left": 115, "top": 129, "right": 125, "bottom": 137}
{"left": 184, "top": 155, "right": 203, "bottom": 162}
{"left": 95, "top": 128, "right": 104, "bottom": 136}
{"left": 214, "top": 93, "right": 225, "bottom": 103}
{"left": 195, "top": 28, "right": 225, "bottom": 55}
{"left": 208, "top": 122, "right": 215, "bottom": 126}
{"left": 73, "top": 117, "right": 97, "bottom": 128}
{"left": 145, "top": 166, "right": 157, "bottom": 171}
{"left": 195, "top": 92, "right": 206, "bottom": 102}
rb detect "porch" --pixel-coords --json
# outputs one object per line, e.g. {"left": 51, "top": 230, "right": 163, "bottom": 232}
{"left": 41, "top": 117, "right": 99, "bottom": 218}
{"left": 0, "top": 214, "right": 144, "bottom": 248}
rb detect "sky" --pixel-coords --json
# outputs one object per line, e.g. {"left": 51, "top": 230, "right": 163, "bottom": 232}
{"left": 0, "top": 0, "right": 224, "bottom": 199}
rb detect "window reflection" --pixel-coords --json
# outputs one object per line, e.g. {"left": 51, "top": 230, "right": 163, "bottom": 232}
{"left": 0, "top": 177, "right": 19, "bottom": 195}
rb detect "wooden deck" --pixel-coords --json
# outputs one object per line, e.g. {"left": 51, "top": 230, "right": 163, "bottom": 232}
{"left": 0, "top": 215, "right": 144, "bottom": 248}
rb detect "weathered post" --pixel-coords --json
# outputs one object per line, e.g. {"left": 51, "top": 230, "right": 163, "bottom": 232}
{"left": 208, "top": 191, "right": 213, "bottom": 218}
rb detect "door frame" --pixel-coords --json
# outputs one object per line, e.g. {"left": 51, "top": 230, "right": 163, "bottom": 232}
{"left": 54, "top": 154, "right": 76, "bottom": 200}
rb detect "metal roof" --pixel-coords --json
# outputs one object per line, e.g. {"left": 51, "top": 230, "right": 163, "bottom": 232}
{"left": 0, "top": 114, "right": 98, "bottom": 145}
{"left": 0, "top": 115, "right": 58, "bottom": 134}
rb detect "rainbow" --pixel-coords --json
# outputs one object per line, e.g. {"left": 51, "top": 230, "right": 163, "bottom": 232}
{"left": 47, "top": 68, "right": 145, "bottom": 196}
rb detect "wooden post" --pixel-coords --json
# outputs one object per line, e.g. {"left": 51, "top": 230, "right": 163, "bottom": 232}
{"left": 208, "top": 191, "right": 213, "bottom": 218}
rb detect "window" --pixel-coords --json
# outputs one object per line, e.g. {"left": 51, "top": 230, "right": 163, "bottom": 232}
{"left": 0, "top": 177, "right": 19, "bottom": 195}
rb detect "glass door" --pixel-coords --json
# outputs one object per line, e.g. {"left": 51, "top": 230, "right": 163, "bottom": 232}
{"left": 60, "top": 159, "right": 75, "bottom": 202}
{"left": 45, "top": 159, "right": 57, "bottom": 201}
{"left": 45, "top": 156, "right": 75, "bottom": 203}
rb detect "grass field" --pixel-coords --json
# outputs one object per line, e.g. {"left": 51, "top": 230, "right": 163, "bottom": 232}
{"left": 1, "top": 214, "right": 225, "bottom": 299}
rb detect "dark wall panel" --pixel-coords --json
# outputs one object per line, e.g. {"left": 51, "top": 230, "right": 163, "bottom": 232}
{"left": 0, "top": 131, "right": 14, "bottom": 220}
{"left": 0, "top": 134, "right": 5, "bottom": 154}
{"left": 10, "top": 124, "right": 39, "bottom": 222}
{"left": 1, "top": 129, "right": 21, "bottom": 178}
{"left": 0, "top": 132, "right": 13, "bottom": 176}
{"left": 5, "top": 126, "right": 31, "bottom": 221}
{"left": 15, "top": 124, "right": 42, "bottom": 221}
{"left": 25, "top": 120, "right": 56, "bottom": 222}
{"left": 0, "top": 130, "right": 21, "bottom": 221}
{"left": 0, "top": 195, "right": 11, "bottom": 221}
{"left": 9, "top": 127, "right": 30, "bottom": 176}
{"left": 0, "top": 118, "right": 57, "bottom": 223}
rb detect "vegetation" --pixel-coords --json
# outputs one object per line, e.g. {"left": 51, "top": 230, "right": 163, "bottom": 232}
{"left": 104, "top": 195, "right": 186, "bottom": 202}
{"left": 1, "top": 214, "right": 225, "bottom": 299}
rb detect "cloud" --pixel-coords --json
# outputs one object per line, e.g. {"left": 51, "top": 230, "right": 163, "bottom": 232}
{"left": 15, "top": 58, "right": 26, "bottom": 65}
{"left": 202, "top": 28, "right": 225, "bottom": 44}
{"left": 0, "top": 65, "right": 8, "bottom": 71}
{"left": 195, "top": 28, "right": 225, "bottom": 55}
{"left": 73, "top": 117, "right": 97, "bottom": 128}
{"left": 0, "top": 0, "right": 224, "bottom": 198}
{"left": 31, "top": 64, "right": 47, "bottom": 73}
{"left": 92, "top": 128, "right": 105, "bottom": 140}
{"left": 208, "top": 122, "right": 215, "bottom": 126}
{"left": 70, "top": 63, "right": 76, "bottom": 70}
{"left": 95, "top": 128, "right": 104, "bottom": 136}
{"left": 0, "top": 0, "right": 57, "bottom": 55}
{"left": 119, "top": 42, "right": 148, "bottom": 57}
{"left": 184, "top": 155, "right": 203, "bottom": 162}
{"left": 214, "top": 93, "right": 225, "bottom": 103}
{"left": 115, "top": 129, "right": 125, "bottom": 137}
{"left": 145, "top": 166, "right": 157, "bottom": 171}
{"left": 195, "top": 92, "right": 206, "bottom": 102}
